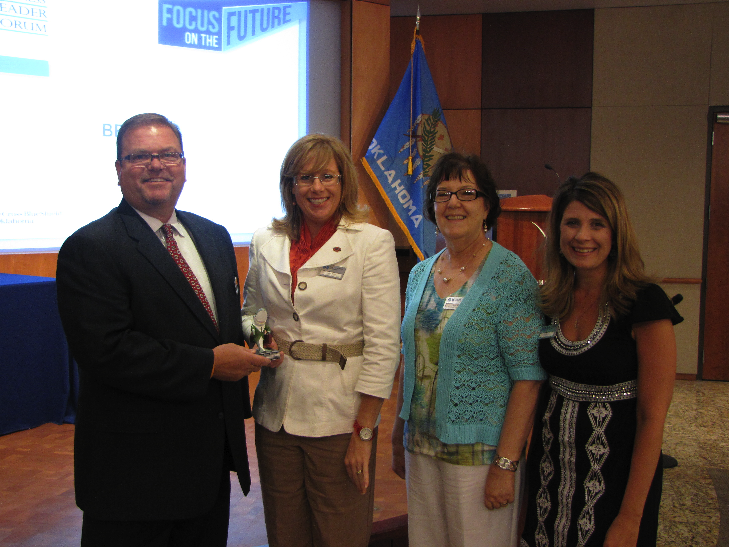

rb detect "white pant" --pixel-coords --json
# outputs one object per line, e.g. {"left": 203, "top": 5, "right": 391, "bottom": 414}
{"left": 405, "top": 451, "right": 524, "bottom": 547}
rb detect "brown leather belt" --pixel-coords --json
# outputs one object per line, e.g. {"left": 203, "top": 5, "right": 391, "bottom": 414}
{"left": 273, "top": 334, "right": 364, "bottom": 370}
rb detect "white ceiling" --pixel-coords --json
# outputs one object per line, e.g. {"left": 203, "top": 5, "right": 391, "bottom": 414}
{"left": 390, "top": 0, "right": 721, "bottom": 16}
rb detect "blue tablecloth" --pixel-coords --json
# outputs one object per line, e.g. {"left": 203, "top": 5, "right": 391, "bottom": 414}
{"left": 0, "top": 273, "right": 78, "bottom": 435}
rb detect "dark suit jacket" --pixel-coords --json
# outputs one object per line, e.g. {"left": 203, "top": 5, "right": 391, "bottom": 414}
{"left": 56, "top": 199, "right": 251, "bottom": 521}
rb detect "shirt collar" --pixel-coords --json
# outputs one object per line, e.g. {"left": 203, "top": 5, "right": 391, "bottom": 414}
{"left": 132, "top": 208, "right": 184, "bottom": 237}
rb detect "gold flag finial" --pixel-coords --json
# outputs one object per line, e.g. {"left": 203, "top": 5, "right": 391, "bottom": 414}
{"left": 411, "top": 7, "right": 425, "bottom": 54}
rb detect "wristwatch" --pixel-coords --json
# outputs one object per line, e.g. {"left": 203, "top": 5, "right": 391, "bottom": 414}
{"left": 493, "top": 453, "right": 519, "bottom": 472}
{"left": 353, "top": 419, "right": 373, "bottom": 441}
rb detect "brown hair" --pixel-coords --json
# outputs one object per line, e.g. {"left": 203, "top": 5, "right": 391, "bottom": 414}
{"left": 540, "top": 172, "right": 651, "bottom": 319}
{"left": 116, "top": 113, "right": 183, "bottom": 160}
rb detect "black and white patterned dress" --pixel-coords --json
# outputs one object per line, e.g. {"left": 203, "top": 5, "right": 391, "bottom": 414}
{"left": 521, "top": 284, "right": 682, "bottom": 547}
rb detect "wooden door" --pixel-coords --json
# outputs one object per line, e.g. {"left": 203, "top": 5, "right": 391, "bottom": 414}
{"left": 702, "top": 111, "right": 729, "bottom": 380}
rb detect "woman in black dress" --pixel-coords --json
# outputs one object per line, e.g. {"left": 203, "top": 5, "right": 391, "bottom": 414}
{"left": 521, "top": 173, "right": 682, "bottom": 547}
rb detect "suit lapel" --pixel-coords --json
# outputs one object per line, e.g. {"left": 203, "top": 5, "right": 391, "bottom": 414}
{"left": 117, "top": 201, "right": 220, "bottom": 339}
{"left": 302, "top": 226, "right": 356, "bottom": 268}
{"left": 259, "top": 232, "right": 291, "bottom": 274}
{"left": 258, "top": 224, "right": 358, "bottom": 273}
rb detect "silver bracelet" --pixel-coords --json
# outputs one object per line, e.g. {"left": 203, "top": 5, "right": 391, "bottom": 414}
{"left": 492, "top": 454, "right": 519, "bottom": 472}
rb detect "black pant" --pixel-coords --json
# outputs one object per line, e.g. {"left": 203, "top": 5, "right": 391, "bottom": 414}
{"left": 81, "top": 471, "right": 231, "bottom": 547}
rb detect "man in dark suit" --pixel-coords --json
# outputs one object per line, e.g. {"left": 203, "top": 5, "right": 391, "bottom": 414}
{"left": 56, "top": 113, "right": 275, "bottom": 547}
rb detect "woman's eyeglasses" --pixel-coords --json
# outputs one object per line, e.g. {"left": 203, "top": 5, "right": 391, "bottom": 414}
{"left": 295, "top": 174, "right": 341, "bottom": 187}
{"left": 433, "top": 189, "right": 485, "bottom": 202}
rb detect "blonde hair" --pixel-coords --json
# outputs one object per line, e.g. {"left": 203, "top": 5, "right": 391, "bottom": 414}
{"left": 272, "top": 134, "right": 367, "bottom": 240}
{"left": 540, "top": 172, "right": 651, "bottom": 319}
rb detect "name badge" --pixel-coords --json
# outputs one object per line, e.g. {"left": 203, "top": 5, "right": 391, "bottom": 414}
{"left": 319, "top": 265, "right": 346, "bottom": 280}
{"left": 443, "top": 296, "right": 463, "bottom": 310}
{"left": 539, "top": 324, "right": 557, "bottom": 339}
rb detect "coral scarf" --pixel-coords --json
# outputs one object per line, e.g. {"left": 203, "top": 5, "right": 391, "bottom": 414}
{"left": 289, "top": 217, "right": 339, "bottom": 302}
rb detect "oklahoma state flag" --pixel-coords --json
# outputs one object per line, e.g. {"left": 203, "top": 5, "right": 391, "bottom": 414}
{"left": 362, "top": 34, "right": 452, "bottom": 260}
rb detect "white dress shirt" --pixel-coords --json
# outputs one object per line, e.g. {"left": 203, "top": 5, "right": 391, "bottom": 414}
{"left": 134, "top": 208, "right": 218, "bottom": 322}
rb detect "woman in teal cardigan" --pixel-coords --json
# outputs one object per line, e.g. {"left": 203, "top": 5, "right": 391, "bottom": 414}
{"left": 391, "top": 153, "right": 546, "bottom": 547}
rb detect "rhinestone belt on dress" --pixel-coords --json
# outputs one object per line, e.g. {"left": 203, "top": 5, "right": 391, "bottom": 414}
{"left": 549, "top": 376, "right": 638, "bottom": 402}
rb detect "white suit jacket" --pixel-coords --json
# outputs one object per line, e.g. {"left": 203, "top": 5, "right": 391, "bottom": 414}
{"left": 243, "top": 221, "right": 401, "bottom": 437}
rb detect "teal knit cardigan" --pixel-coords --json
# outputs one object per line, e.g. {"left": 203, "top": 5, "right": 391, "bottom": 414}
{"left": 400, "top": 242, "right": 546, "bottom": 446}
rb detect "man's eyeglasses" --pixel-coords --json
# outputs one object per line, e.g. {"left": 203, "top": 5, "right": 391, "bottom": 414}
{"left": 433, "top": 189, "right": 486, "bottom": 202}
{"left": 295, "top": 174, "right": 341, "bottom": 188}
{"left": 121, "top": 152, "right": 184, "bottom": 166}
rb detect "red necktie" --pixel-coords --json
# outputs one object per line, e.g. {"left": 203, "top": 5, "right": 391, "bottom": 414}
{"left": 161, "top": 224, "right": 218, "bottom": 331}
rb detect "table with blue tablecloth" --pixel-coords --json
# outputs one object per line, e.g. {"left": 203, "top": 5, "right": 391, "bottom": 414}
{"left": 0, "top": 273, "right": 78, "bottom": 435}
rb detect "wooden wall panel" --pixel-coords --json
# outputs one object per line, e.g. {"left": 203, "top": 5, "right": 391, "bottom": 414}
{"left": 710, "top": 2, "right": 729, "bottom": 106}
{"left": 444, "top": 109, "right": 482, "bottom": 156}
{"left": 340, "top": 0, "right": 352, "bottom": 143}
{"left": 389, "top": 16, "right": 415, "bottom": 100}
{"left": 349, "top": 0, "right": 391, "bottom": 228}
{"left": 389, "top": 11, "right": 593, "bottom": 197}
{"left": 234, "top": 246, "right": 250, "bottom": 306}
{"left": 0, "top": 253, "right": 59, "bottom": 278}
{"left": 0, "top": 248, "right": 250, "bottom": 305}
{"left": 482, "top": 10, "right": 593, "bottom": 108}
{"left": 390, "top": 15, "right": 482, "bottom": 110}
{"left": 482, "top": 107, "right": 591, "bottom": 196}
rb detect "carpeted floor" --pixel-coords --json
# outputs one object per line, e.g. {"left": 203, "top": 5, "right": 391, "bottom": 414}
{"left": 708, "top": 468, "right": 729, "bottom": 546}
{"left": 0, "top": 379, "right": 726, "bottom": 546}
{"left": 658, "top": 380, "right": 729, "bottom": 547}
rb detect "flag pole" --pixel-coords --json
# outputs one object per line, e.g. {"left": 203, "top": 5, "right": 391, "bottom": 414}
{"left": 407, "top": 7, "right": 421, "bottom": 176}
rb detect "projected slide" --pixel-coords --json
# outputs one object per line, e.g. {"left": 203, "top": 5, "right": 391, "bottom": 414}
{"left": 0, "top": 0, "right": 308, "bottom": 251}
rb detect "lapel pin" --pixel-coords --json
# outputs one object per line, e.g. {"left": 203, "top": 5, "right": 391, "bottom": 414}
{"left": 333, "top": 247, "right": 341, "bottom": 252}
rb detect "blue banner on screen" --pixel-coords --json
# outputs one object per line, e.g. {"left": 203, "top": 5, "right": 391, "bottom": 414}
{"left": 0, "top": 55, "right": 49, "bottom": 76}
{"left": 362, "top": 35, "right": 452, "bottom": 261}
{"left": 158, "top": 1, "right": 307, "bottom": 52}
{"left": 0, "top": 0, "right": 309, "bottom": 252}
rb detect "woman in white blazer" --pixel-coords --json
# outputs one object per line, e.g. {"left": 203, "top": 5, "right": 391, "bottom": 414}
{"left": 242, "top": 134, "right": 401, "bottom": 547}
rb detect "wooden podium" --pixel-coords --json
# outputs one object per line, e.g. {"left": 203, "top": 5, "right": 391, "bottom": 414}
{"left": 495, "top": 195, "right": 553, "bottom": 282}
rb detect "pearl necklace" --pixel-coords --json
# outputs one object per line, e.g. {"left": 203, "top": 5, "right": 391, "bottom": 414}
{"left": 437, "top": 242, "right": 486, "bottom": 283}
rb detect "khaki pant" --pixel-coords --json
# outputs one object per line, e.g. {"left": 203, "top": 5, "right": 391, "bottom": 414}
{"left": 255, "top": 423, "right": 377, "bottom": 547}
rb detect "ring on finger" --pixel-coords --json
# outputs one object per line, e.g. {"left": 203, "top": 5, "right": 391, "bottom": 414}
{"left": 356, "top": 469, "right": 363, "bottom": 474}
